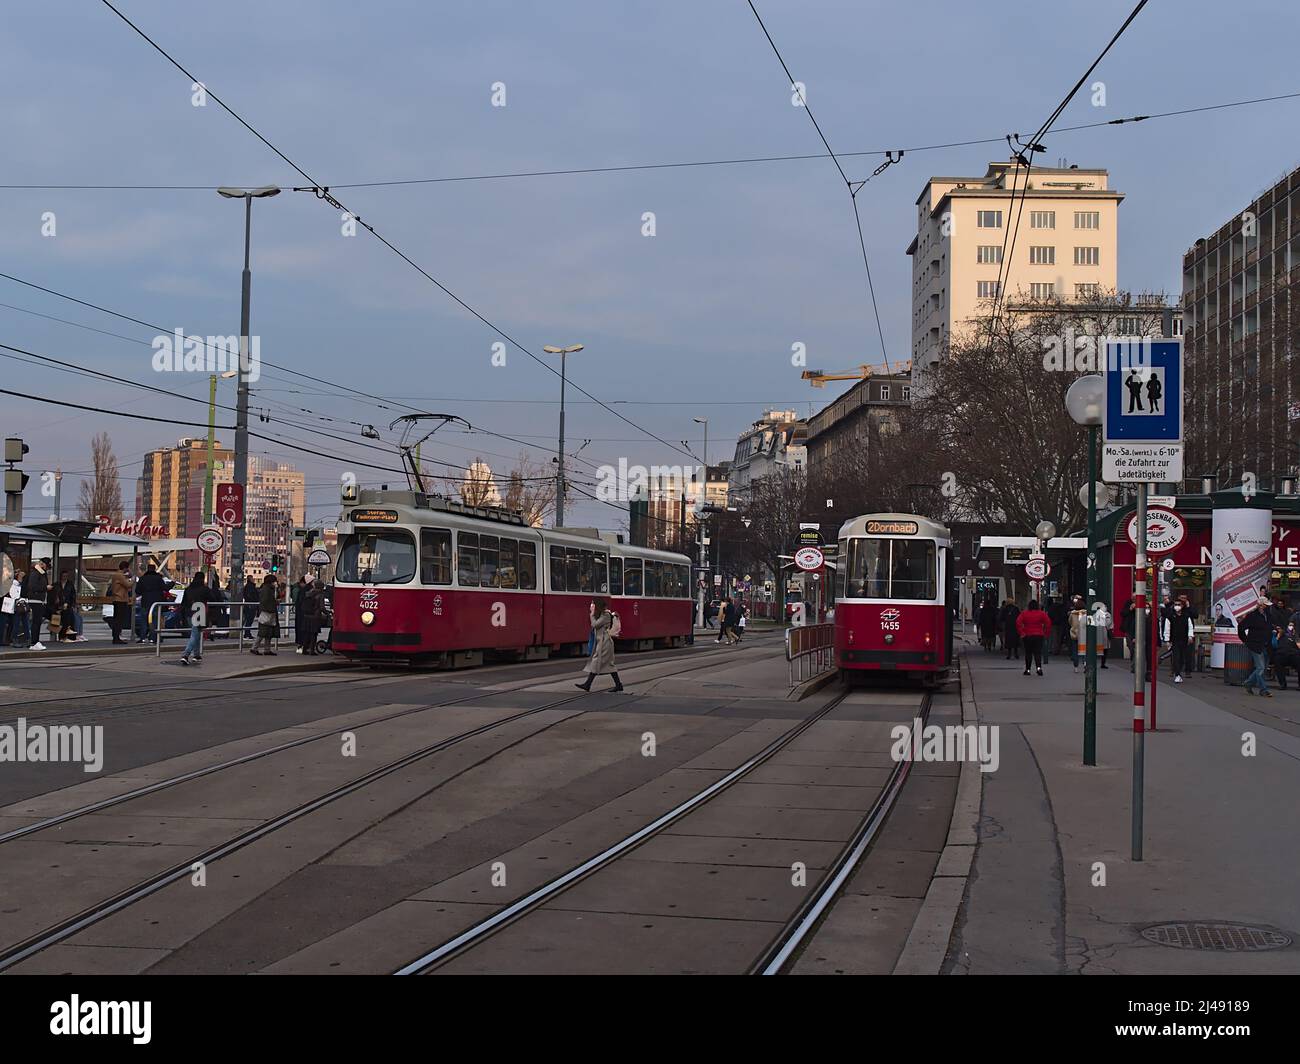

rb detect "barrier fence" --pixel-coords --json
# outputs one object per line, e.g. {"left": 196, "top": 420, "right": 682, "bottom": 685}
{"left": 785, "top": 622, "right": 835, "bottom": 686}
{"left": 149, "top": 599, "right": 295, "bottom": 657}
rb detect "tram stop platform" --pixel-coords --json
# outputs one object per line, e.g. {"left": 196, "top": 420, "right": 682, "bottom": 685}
{"left": 953, "top": 643, "right": 1300, "bottom": 973}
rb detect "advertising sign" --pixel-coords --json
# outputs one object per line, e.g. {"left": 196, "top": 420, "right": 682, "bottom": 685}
{"left": 1210, "top": 507, "right": 1272, "bottom": 666}
{"left": 216, "top": 483, "right": 244, "bottom": 526}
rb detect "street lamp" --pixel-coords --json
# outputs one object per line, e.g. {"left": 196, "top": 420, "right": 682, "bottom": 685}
{"left": 543, "top": 343, "right": 584, "bottom": 525}
{"left": 217, "top": 185, "right": 280, "bottom": 598}
{"left": 1066, "top": 372, "right": 1104, "bottom": 766}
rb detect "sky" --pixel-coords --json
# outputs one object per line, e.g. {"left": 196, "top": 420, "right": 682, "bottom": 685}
{"left": 2, "top": 0, "right": 1298, "bottom": 531}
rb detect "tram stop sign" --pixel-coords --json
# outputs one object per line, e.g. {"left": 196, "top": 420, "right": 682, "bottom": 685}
{"left": 1102, "top": 339, "right": 1184, "bottom": 483}
{"left": 1024, "top": 556, "right": 1049, "bottom": 581}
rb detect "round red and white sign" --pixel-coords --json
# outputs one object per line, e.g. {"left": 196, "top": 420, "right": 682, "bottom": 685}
{"left": 1125, "top": 507, "right": 1185, "bottom": 554}
{"left": 196, "top": 527, "right": 225, "bottom": 554}
{"left": 794, "top": 546, "right": 824, "bottom": 572}
{"left": 1025, "top": 556, "right": 1049, "bottom": 581}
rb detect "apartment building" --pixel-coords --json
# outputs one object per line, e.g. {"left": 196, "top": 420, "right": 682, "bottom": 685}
{"left": 136, "top": 437, "right": 233, "bottom": 538}
{"left": 727, "top": 410, "right": 807, "bottom": 506}
{"left": 907, "top": 161, "right": 1123, "bottom": 376}
{"left": 804, "top": 372, "right": 911, "bottom": 471}
{"left": 1182, "top": 164, "right": 1300, "bottom": 487}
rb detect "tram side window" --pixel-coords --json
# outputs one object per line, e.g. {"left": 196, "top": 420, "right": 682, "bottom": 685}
{"left": 578, "top": 549, "right": 595, "bottom": 593}
{"left": 338, "top": 531, "right": 416, "bottom": 584}
{"left": 419, "top": 528, "right": 452, "bottom": 585}
{"left": 457, "top": 532, "right": 480, "bottom": 587}
{"left": 624, "top": 558, "right": 642, "bottom": 596}
{"left": 678, "top": 564, "right": 689, "bottom": 597}
{"left": 890, "top": 540, "right": 937, "bottom": 600}
{"left": 497, "top": 539, "right": 518, "bottom": 589}
{"left": 662, "top": 563, "right": 677, "bottom": 598}
{"left": 566, "top": 548, "right": 581, "bottom": 593}
{"left": 480, "top": 535, "right": 499, "bottom": 588}
{"left": 835, "top": 539, "right": 848, "bottom": 599}
{"left": 645, "top": 560, "right": 660, "bottom": 597}
{"left": 549, "top": 545, "right": 565, "bottom": 591}
{"left": 518, "top": 542, "right": 537, "bottom": 590}
{"left": 594, "top": 552, "right": 608, "bottom": 594}
{"left": 609, "top": 557, "right": 623, "bottom": 596}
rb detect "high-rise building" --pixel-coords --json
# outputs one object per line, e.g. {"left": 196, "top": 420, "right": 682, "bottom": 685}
{"left": 240, "top": 456, "right": 305, "bottom": 580}
{"left": 136, "top": 437, "right": 233, "bottom": 537}
{"left": 907, "top": 162, "right": 1123, "bottom": 376}
{"left": 1182, "top": 165, "right": 1300, "bottom": 488}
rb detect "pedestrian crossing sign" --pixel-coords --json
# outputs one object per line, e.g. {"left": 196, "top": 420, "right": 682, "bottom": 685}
{"left": 1103, "top": 339, "right": 1182, "bottom": 443}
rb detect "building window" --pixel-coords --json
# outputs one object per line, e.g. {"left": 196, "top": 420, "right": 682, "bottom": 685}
{"left": 1115, "top": 315, "right": 1139, "bottom": 335}
{"left": 1074, "top": 246, "right": 1100, "bottom": 266}
{"left": 902, "top": 386, "right": 911, "bottom": 400}
{"left": 1074, "top": 211, "right": 1100, "bottom": 229}
{"left": 977, "top": 210, "right": 1003, "bottom": 228}
{"left": 1029, "top": 245, "right": 1055, "bottom": 265}
{"left": 1076, "top": 283, "right": 1100, "bottom": 299}
{"left": 977, "top": 245, "right": 1003, "bottom": 264}
{"left": 977, "top": 279, "right": 1000, "bottom": 298}
{"left": 880, "top": 385, "right": 890, "bottom": 400}
{"left": 1030, "top": 210, "right": 1056, "bottom": 229}
{"left": 1030, "top": 282, "right": 1055, "bottom": 299}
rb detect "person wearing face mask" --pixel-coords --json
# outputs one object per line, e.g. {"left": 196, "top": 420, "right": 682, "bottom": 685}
{"left": 1161, "top": 598, "right": 1195, "bottom": 683}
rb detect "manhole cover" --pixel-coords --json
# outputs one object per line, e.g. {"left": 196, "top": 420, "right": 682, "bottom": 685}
{"left": 1141, "top": 922, "right": 1292, "bottom": 951}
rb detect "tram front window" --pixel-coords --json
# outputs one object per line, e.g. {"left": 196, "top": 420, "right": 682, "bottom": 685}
{"left": 337, "top": 531, "right": 416, "bottom": 584}
{"left": 844, "top": 538, "right": 936, "bottom": 600}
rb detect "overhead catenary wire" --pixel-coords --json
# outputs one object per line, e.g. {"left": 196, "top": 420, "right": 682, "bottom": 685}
{"left": 96, "top": 0, "right": 698, "bottom": 466}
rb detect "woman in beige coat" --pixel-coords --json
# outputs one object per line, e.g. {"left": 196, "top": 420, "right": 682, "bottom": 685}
{"left": 575, "top": 598, "right": 623, "bottom": 693}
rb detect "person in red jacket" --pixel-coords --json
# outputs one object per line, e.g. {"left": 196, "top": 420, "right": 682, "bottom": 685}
{"left": 1016, "top": 598, "right": 1052, "bottom": 676}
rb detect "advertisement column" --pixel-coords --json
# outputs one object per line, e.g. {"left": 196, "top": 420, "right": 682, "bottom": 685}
{"left": 1210, "top": 506, "right": 1273, "bottom": 668}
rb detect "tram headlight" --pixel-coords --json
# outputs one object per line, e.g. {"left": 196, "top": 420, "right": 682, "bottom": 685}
{"left": 884, "top": 633, "right": 894, "bottom": 645}
{"left": 361, "top": 610, "right": 375, "bottom": 626}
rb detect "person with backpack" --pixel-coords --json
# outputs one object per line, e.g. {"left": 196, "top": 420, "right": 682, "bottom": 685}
{"left": 575, "top": 597, "right": 623, "bottom": 693}
{"left": 1161, "top": 598, "right": 1195, "bottom": 683}
{"left": 1015, "top": 599, "right": 1052, "bottom": 677}
{"left": 178, "top": 570, "right": 211, "bottom": 666}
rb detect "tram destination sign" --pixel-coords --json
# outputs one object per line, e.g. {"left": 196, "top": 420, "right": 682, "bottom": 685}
{"left": 349, "top": 508, "right": 400, "bottom": 524}
{"left": 865, "top": 519, "right": 918, "bottom": 535}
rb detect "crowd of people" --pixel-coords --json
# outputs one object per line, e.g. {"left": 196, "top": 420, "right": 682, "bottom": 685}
{"left": 702, "top": 597, "right": 747, "bottom": 644}
{"left": 973, "top": 588, "right": 1300, "bottom": 693}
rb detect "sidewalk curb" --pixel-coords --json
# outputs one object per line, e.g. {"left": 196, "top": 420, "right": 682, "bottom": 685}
{"left": 787, "top": 668, "right": 838, "bottom": 702}
{"left": 893, "top": 651, "right": 981, "bottom": 975}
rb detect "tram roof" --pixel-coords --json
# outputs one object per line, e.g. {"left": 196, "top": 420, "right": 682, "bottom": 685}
{"left": 837, "top": 513, "right": 951, "bottom": 543}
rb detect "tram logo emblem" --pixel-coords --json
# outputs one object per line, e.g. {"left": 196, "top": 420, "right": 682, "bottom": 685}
{"left": 879, "top": 608, "right": 901, "bottom": 631}
{"left": 432, "top": 594, "right": 443, "bottom": 617}
{"left": 880, "top": 608, "right": 901, "bottom": 622}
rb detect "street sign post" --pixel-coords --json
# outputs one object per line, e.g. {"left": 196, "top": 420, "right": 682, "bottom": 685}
{"left": 793, "top": 546, "right": 824, "bottom": 572}
{"left": 1024, "top": 556, "right": 1049, "bottom": 582}
{"left": 1102, "top": 339, "right": 1184, "bottom": 483}
{"left": 196, "top": 526, "right": 225, "bottom": 555}
{"left": 216, "top": 483, "right": 245, "bottom": 527}
{"left": 307, "top": 547, "right": 331, "bottom": 567}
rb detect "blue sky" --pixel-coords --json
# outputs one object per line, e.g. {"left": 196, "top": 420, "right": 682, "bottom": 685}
{"left": 2, "top": 0, "right": 1297, "bottom": 528}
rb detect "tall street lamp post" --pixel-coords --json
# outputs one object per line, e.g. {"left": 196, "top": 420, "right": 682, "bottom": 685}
{"left": 543, "top": 343, "right": 584, "bottom": 526}
{"left": 1066, "top": 373, "right": 1105, "bottom": 766}
{"left": 217, "top": 185, "right": 280, "bottom": 596}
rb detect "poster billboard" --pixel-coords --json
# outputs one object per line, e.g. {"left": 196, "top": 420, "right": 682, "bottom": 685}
{"left": 1210, "top": 507, "right": 1272, "bottom": 667}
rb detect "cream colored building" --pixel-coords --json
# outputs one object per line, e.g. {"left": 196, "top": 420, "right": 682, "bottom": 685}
{"left": 907, "top": 162, "right": 1123, "bottom": 376}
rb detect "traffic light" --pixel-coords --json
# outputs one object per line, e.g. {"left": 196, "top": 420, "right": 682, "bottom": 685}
{"left": 4, "top": 437, "right": 30, "bottom": 522}
{"left": 304, "top": 530, "right": 317, "bottom": 549}
{"left": 269, "top": 554, "right": 282, "bottom": 574}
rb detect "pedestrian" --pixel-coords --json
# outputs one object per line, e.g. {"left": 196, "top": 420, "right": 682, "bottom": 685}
{"left": 1273, "top": 614, "right": 1300, "bottom": 691}
{"left": 1238, "top": 596, "right": 1273, "bottom": 697}
{"left": 704, "top": 600, "right": 717, "bottom": 629}
{"left": 207, "top": 574, "right": 228, "bottom": 636}
{"left": 1067, "top": 596, "right": 1088, "bottom": 672}
{"left": 1266, "top": 595, "right": 1290, "bottom": 683}
{"left": 178, "top": 570, "right": 211, "bottom": 666}
{"left": 999, "top": 599, "right": 1021, "bottom": 660}
{"left": 1015, "top": 598, "right": 1051, "bottom": 677}
{"left": 20, "top": 559, "right": 49, "bottom": 650}
{"left": 58, "top": 569, "right": 83, "bottom": 642}
{"left": 136, "top": 562, "right": 169, "bottom": 643}
{"left": 292, "top": 576, "right": 307, "bottom": 651}
{"left": 6, "top": 568, "right": 31, "bottom": 647}
{"left": 1162, "top": 598, "right": 1195, "bottom": 683}
{"left": 1157, "top": 593, "right": 1173, "bottom": 662}
{"left": 1091, "top": 601, "right": 1111, "bottom": 668}
{"left": 241, "top": 575, "right": 258, "bottom": 641}
{"left": 251, "top": 574, "right": 281, "bottom": 655}
{"left": 735, "top": 603, "right": 747, "bottom": 641}
{"left": 716, "top": 597, "right": 731, "bottom": 645}
{"left": 1120, "top": 597, "right": 1137, "bottom": 670}
{"left": 300, "top": 575, "right": 324, "bottom": 655}
{"left": 574, "top": 597, "right": 623, "bottom": 692}
{"left": 724, "top": 598, "right": 741, "bottom": 644}
{"left": 977, "top": 596, "right": 998, "bottom": 652}
{"left": 1047, "top": 597, "right": 1069, "bottom": 657}
{"left": 107, "top": 561, "right": 133, "bottom": 644}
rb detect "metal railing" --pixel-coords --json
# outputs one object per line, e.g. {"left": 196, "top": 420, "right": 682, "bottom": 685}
{"left": 786, "top": 622, "right": 836, "bottom": 686}
{"left": 150, "top": 599, "right": 293, "bottom": 657}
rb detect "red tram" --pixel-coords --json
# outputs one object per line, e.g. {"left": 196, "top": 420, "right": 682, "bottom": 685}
{"left": 833, "top": 513, "right": 954, "bottom": 685}
{"left": 331, "top": 490, "right": 693, "bottom": 666}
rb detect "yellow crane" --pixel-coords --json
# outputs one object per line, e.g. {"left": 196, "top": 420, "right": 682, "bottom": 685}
{"left": 800, "top": 359, "right": 911, "bottom": 388}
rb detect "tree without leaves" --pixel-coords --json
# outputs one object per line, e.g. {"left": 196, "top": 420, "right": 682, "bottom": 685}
{"left": 501, "top": 453, "right": 557, "bottom": 527}
{"left": 78, "top": 431, "right": 123, "bottom": 523}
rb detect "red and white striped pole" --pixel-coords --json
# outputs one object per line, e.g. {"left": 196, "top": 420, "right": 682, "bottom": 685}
{"left": 1131, "top": 484, "right": 1147, "bottom": 861}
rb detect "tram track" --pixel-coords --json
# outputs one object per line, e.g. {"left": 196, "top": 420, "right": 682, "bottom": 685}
{"left": 0, "top": 646, "right": 744, "bottom": 972}
{"left": 391, "top": 685, "right": 931, "bottom": 975}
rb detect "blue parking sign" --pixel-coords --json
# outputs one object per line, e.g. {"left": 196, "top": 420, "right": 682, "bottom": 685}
{"left": 1103, "top": 339, "right": 1182, "bottom": 443}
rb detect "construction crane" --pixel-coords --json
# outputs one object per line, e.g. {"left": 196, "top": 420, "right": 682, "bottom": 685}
{"left": 800, "top": 359, "right": 911, "bottom": 388}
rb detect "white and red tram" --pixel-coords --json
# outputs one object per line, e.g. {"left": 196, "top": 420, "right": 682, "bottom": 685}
{"left": 833, "top": 513, "right": 955, "bottom": 685}
{"left": 331, "top": 491, "right": 693, "bottom": 666}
